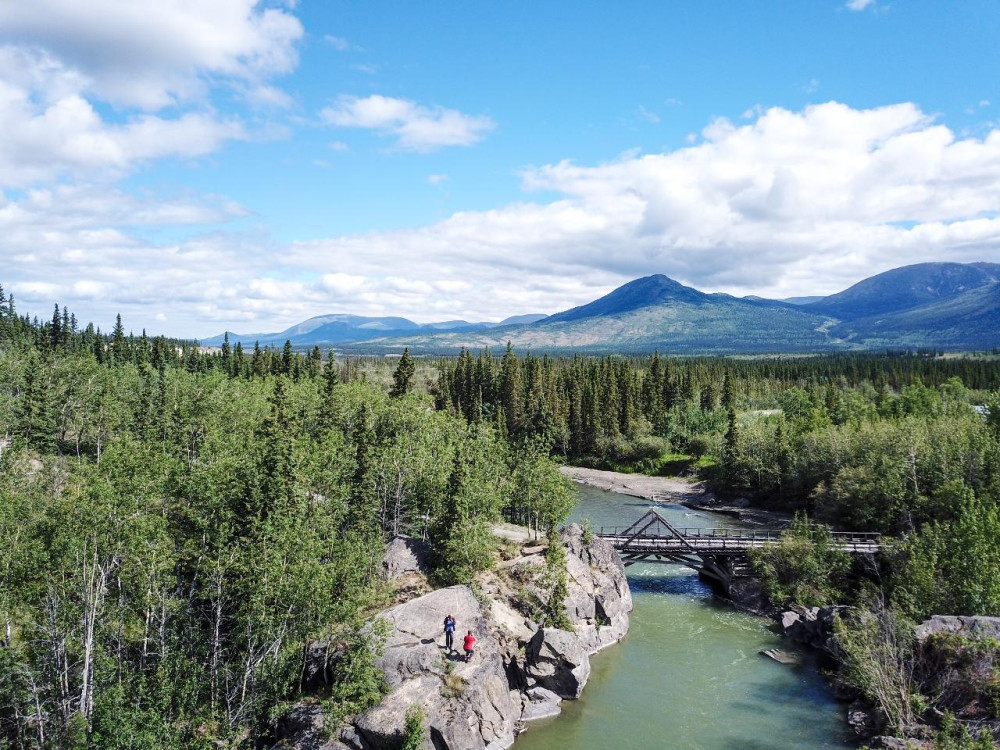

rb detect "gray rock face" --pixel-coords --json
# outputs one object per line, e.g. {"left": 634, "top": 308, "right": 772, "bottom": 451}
{"left": 520, "top": 687, "right": 562, "bottom": 721}
{"left": 382, "top": 536, "right": 430, "bottom": 580}
{"left": 354, "top": 586, "right": 518, "bottom": 750}
{"left": 915, "top": 615, "right": 1000, "bottom": 643}
{"left": 525, "top": 627, "right": 591, "bottom": 699}
{"left": 561, "top": 523, "right": 632, "bottom": 653}
{"left": 287, "top": 526, "right": 632, "bottom": 749}
{"left": 778, "top": 604, "right": 847, "bottom": 653}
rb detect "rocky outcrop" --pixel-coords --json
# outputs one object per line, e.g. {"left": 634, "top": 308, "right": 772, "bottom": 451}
{"left": 382, "top": 536, "right": 430, "bottom": 580}
{"left": 778, "top": 604, "right": 847, "bottom": 654}
{"left": 524, "top": 627, "right": 591, "bottom": 699}
{"left": 286, "top": 525, "right": 632, "bottom": 749}
{"left": 915, "top": 615, "right": 1000, "bottom": 642}
{"left": 561, "top": 523, "right": 632, "bottom": 653}
{"left": 353, "top": 585, "right": 517, "bottom": 750}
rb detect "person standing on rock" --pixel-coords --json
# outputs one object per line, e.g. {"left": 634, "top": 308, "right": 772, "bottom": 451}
{"left": 463, "top": 630, "right": 476, "bottom": 663}
{"left": 443, "top": 614, "right": 456, "bottom": 652}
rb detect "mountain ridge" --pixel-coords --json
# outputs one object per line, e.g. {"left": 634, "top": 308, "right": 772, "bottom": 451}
{"left": 202, "top": 262, "right": 1000, "bottom": 353}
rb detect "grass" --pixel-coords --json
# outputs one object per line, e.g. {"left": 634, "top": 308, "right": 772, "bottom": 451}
{"left": 573, "top": 451, "right": 716, "bottom": 478}
{"left": 439, "top": 660, "right": 467, "bottom": 698}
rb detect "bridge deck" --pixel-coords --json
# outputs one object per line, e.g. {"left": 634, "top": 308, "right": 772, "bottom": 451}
{"left": 597, "top": 526, "right": 881, "bottom": 555}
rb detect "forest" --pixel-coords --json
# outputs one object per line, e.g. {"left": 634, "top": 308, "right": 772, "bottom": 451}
{"left": 3, "top": 287, "right": 1000, "bottom": 747}
{"left": 0, "top": 294, "right": 572, "bottom": 748}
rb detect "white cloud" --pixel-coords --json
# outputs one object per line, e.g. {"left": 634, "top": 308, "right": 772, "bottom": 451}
{"left": 846, "top": 0, "right": 877, "bottom": 10}
{"left": 328, "top": 140, "right": 351, "bottom": 152}
{"left": 7, "top": 101, "right": 1000, "bottom": 337}
{"left": 637, "top": 105, "right": 660, "bottom": 123}
{"left": 324, "top": 35, "right": 355, "bottom": 51}
{"left": 0, "top": 77, "right": 247, "bottom": 186}
{"left": 320, "top": 95, "right": 496, "bottom": 152}
{"left": 0, "top": 0, "right": 303, "bottom": 109}
{"left": 427, "top": 174, "right": 449, "bottom": 185}
{"left": 0, "top": 2, "right": 303, "bottom": 186}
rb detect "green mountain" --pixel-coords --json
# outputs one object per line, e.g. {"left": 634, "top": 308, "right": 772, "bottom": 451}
{"left": 351, "top": 275, "right": 843, "bottom": 354}
{"left": 204, "top": 262, "right": 1000, "bottom": 354}
{"left": 832, "top": 282, "right": 1000, "bottom": 349}
{"left": 804, "top": 262, "right": 1000, "bottom": 320}
{"left": 345, "top": 263, "right": 1000, "bottom": 353}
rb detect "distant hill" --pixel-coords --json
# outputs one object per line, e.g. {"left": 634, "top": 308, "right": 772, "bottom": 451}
{"left": 544, "top": 274, "right": 711, "bottom": 323}
{"left": 203, "top": 312, "right": 547, "bottom": 348}
{"left": 202, "top": 262, "right": 1000, "bottom": 354}
{"left": 350, "top": 276, "right": 840, "bottom": 354}
{"left": 781, "top": 296, "right": 825, "bottom": 306}
{"left": 832, "top": 282, "right": 1000, "bottom": 349}
{"left": 804, "top": 262, "right": 1000, "bottom": 320}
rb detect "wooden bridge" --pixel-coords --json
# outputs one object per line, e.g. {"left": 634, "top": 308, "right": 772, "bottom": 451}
{"left": 597, "top": 509, "right": 881, "bottom": 595}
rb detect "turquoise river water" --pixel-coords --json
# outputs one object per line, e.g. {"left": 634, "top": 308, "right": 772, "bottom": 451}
{"left": 514, "top": 484, "right": 852, "bottom": 750}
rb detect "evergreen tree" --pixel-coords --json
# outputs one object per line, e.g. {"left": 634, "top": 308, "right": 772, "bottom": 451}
{"left": 389, "top": 348, "right": 415, "bottom": 398}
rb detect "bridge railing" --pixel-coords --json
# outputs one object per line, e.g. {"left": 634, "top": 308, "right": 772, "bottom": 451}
{"left": 597, "top": 526, "right": 881, "bottom": 547}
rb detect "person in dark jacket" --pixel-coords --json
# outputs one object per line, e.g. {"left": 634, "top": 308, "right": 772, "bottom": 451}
{"left": 443, "top": 614, "right": 456, "bottom": 652}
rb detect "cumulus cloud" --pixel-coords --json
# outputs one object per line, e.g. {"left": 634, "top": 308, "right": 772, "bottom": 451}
{"left": 285, "top": 101, "right": 1000, "bottom": 311}
{"left": 0, "top": 0, "right": 303, "bottom": 109}
{"left": 7, "top": 102, "right": 1000, "bottom": 337}
{"left": 0, "top": 1, "right": 301, "bottom": 186}
{"left": 845, "top": 0, "right": 877, "bottom": 10}
{"left": 320, "top": 95, "right": 496, "bottom": 152}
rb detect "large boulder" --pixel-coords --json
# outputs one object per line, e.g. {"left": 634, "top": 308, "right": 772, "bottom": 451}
{"left": 520, "top": 686, "right": 562, "bottom": 722}
{"left": 778, "top": 605, "right": 847, "bottom": 653}
{"left": 915, "top": 615, "right": 1000, "bottom": 643}
{"left": 382, "top": 536, "right": 431, "bottom": 580}
{"left": 560, "top": 524, "right": 632, "bottom": 653}
{"left": 524, "top": 627, "right": 591, "bottom": 699}
{"left": 352, "top": 585, "right": 519, "bottom": 750}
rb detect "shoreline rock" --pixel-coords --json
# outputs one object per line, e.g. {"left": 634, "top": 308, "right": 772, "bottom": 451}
{"left": 285, "top": 525, "right": 632, "bottom": 749}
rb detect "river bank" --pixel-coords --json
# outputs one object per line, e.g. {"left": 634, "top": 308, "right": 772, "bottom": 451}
{"left": 281, "top": 522, "right": 633, "bottom": 749}
{"left": 514, "top": 483, "right": 852, "bottom": 750}
{"left": 560, "top": 466, "right": 792, "bottom": 526}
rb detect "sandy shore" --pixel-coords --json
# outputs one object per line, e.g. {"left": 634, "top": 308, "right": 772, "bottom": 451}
{"left": 559, "top": 466, "right": 713, "bottom": 503}
{"left": 559, "top": 466, "right": 790, "bottom": 527}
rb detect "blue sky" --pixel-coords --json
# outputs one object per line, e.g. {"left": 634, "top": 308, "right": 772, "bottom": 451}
{"left": 1, "top": 0, "right": 999, "bottom": 336}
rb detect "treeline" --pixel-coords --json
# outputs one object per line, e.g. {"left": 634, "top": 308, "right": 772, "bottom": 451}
{"left": 432, "top": 345, "right": 1000, "bottom": 744}
{"left": 0, "top": 303, "right": 572, "bottom": 748}
{"left": 433, "top": 345, "right": 1000, "bottom": 618}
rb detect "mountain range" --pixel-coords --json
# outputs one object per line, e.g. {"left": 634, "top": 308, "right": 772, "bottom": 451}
{"left": 204, "top": 262, "right": 1000, "bottom": 354}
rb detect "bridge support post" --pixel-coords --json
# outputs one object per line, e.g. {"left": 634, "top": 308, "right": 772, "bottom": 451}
{"left": 696, "top": 555, "right": 734, "bottom": 597}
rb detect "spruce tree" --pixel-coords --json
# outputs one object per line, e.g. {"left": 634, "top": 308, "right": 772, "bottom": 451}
{"left": 389, "top": 348, "right": 415, "bottom": 398}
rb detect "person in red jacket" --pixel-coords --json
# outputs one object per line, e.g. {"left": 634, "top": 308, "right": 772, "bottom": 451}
{"left": 462, "top": 630, "right": 476, "bottom": 662}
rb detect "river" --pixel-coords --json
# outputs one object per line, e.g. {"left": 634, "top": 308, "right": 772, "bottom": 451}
{"left": 514, "top": 484, "right": 852, "bottom": 750}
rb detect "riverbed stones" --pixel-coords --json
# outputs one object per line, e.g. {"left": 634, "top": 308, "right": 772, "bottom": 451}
{"left": 778, "top": 604, "right": 847, "bottom": 653}
{"left": 915, "top": 615, "right": 1000, "bottom": 642}
{"left": 759, "top": 648, "right": 800, "bottom": 666}
{"left": 520, "top": 686, "right": 563, "bottom": 721}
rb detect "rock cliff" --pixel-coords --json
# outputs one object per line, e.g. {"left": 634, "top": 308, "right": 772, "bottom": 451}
{"left": 285, "top": 524, "right": 632, "bottom": 749}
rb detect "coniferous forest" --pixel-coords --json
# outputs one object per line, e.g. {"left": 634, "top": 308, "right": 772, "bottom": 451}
{"left": 3, "top": 288, "right": 1000, "bottom": 747}
{"left": 0, "top": 294, "right": 573, "bottom": 748}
